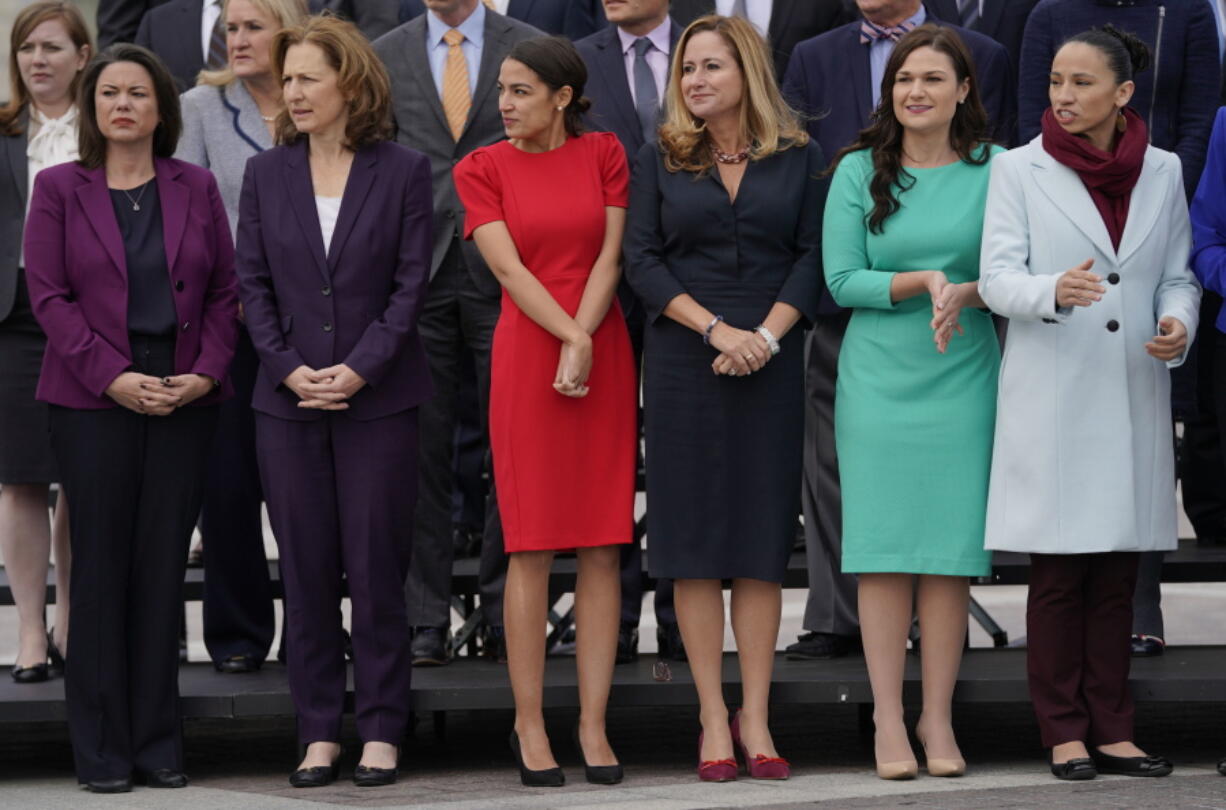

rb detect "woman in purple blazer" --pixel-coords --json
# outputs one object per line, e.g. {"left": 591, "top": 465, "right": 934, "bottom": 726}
{"left": 23, "top": 44, "right": 238, "bottom": 793}
{"left": 235, "top": 17, "right": 433, "bottom": 788}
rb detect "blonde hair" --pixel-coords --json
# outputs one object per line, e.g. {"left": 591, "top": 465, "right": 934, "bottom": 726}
{"left": 195, "top": 0, "right": 309, "bottom": 88}
{"left": 0, "top": 2, "right": 92, "bottom": 136}
{"left": 658, "top": 14, "right": 807, "bottom": 174}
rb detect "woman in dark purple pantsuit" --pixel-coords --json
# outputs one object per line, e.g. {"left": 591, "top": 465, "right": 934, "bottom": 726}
{"left": 235, "top": 16, "right": 433, "bottom": 788}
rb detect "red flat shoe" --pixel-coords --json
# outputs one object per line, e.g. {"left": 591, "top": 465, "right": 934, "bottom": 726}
{"left": 697, "top": 730, "right": 738, "bottom": 782}
{"left": 731, "top": 710, "right": 791, "bottom": 780}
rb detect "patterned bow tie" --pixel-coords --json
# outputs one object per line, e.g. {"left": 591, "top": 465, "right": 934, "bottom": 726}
{"left": 859, "top": 20, "right": 916, "bottom": 44}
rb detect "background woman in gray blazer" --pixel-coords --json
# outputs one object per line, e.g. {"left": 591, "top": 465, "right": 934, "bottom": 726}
{"left": 175, "top": 0, "right": 308, "bottom": 675}
{"left": 0, "top": 0, "right": 90, "bottom": 684}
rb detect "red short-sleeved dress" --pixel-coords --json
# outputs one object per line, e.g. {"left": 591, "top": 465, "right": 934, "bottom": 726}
{"left": 454, "top": 132, "right": 636, "bottom": 552}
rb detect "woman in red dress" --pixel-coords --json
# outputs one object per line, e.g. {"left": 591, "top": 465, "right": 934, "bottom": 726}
{"left": 454, "top": 36, "right": 635, "bottom": 787}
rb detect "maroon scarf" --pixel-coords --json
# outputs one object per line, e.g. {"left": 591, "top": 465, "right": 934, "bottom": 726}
{"left": 1041, "top": 106, "right": 1148, "bottom": 252}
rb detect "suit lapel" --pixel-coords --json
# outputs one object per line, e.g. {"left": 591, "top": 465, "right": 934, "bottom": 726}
{"left": 1116, "top": 154, "right": 1168, "bottom": 265}
{"left": 769, "top": 0, "right": 798, "bottom": 43}
{"left": 1029, "top": 149, "right": 1118, "bottom": 262}
{"left": 468, "top": 13, "right": 510, "bottom": 139}
{"left": 154, "top": 158, "right": 190, "bottom": 274}
{"left": 282, "top": 141, "right": 331, "bottom": 283}
{"left": 594, "top": 27, "right": 641, "bottom": 150}
{"left": 73, "top": 166, "right": 127, "bottom": 276}
{"left": 406, "top": 19, "right": 451, "bottom": 138}
{"left": 182, "top": 0, "right": 207, "bottom": 63}
{"left": 326, "top": 145, "right": 377, "bottom": 272}
{"left": 977, "top": 0, "right": 1006, "bottom": 38}
{"left": 847, "top": 28, "right": 872, "bottom": 126}
{"left": 507, "top": 0, "right": 532, "bottom": 18}
{"left": 6, "top": 109, "right": 28, "bottom": 203}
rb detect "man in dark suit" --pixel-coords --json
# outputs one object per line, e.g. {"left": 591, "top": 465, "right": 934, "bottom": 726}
{"left": 134, "top": 0, "right": 222, "bottom": 92}
{"left": 669, "top": 0, "right": 852, "bottom": 82}
{"left": 574, "top": 0, "right": 686, "bottom": 664}
{"left": 930, "top": 0, "right": 1037, "bottom": 81}
{"left": 780, "top": 0, "right": 1013, "bottom": 662}
{"left": 399, "top": 0, "right": 603, "bottom": 38}
{"left": 312, "top": 0, "right": 403, "bottom": 40}
{"left": 373, "top": 0, "right": 540, "bottom": 666}
{"left": 97, "top": 0, "right": 169, "bottom": 48}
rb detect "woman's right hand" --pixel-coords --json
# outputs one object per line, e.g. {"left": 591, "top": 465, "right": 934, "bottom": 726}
{"left": 554, "top": 333, "right": 592, "bottom": 398}
{"left": 708, "top": 322, "right": 769, "bottom": 376}
{"left": 1055, "top": 259, "right": 1104, "bottom": 308}
{"left": 105, "top": 372, "right": 182, "bottom": 416}
{"left": 283, "top": 365, "right": 349, "bottom": 410}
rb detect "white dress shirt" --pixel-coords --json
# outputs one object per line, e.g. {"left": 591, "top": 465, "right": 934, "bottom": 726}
{"left": 427, "top": 1, "right": 486, "bottom": 98}
{"left": 201, "top": 0, "right": 222, "bottom": 64}
{"left": 315, "top": 195, "right": 342, "bottom": 256}
{"left": 715, "top": 0, "right": 772, "bottom": 35}
{"left": 492, "top": 0, "right": 511, "bottom": 13}
{"left": 617, "top": 16, "right": 672, "bottom": 107}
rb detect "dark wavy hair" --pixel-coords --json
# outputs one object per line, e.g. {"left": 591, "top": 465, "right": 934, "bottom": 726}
{"left": 1061, "top": 23, "right": 1151, "bottom": 84}
{"left": 505, "top": 36, "right": 591, "bottom": 138}
{"left": 77, "top": 44, "right": 182, "bottom": 169}
{"left": 830, "top": 24, "right": 990, "bottom": 234}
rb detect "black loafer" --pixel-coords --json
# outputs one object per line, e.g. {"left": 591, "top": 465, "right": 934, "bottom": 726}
{"left": 615, "top": 624, "right": 639, "bottom": 665}
{"left": 214, "top": 654, "right": 261, "bottom": 674}
{"left": 1050, "top": 756, "right": 1097, "bottom": 780}
{"left": 353, "top": 764, "right": 398, "bottom": 787}
{"left": 482, "top": 625, "right": 508, "bottom": 663}
{"left": 134, "top": 769, "right": 188, "bottom": 788}
{"left": 289, "top": 762, "right": 340, "bottom": 788}
{"left": 785, "top": 631, "right": 859, "bottom": 661}
{"left": 11, "top": 662, "right": 49, "bottom": 684}
{"left": 83, "top": 777, "right": 133, "bottom": 793}
{"left": 410, "top": 626, "right": 451, "bottom": 667}
{"left": 1091, "top": 750, "right": 1173, "bottom": 777}
{"left": 656, "top": 622, "right": 687, "bottom": 662}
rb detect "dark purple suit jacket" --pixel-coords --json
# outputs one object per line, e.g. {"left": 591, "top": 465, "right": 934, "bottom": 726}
{"left": 23, "top": 158, "right": 239, "bottom": 409}
{"left": 236, "top": 139, "right": 434, "bottom": 421}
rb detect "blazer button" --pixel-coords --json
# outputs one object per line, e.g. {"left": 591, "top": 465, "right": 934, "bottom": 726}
{"left": 321, "top": 285, "right": 331, "bottom": 296}
{"left": 1042, "top": 318, "right": 1056, "bottom": 324}
{"left": 322, "top": 321, "right": 333, "bottom": 332}
{"left": 1107, "top": 272, "right": 1120, "bottom": 285}
{"left": 182, "top": 321, "right": 190, "bottom": 331}
{"left": 1107, "top": 319, "right": 1120, "bottom": 332}
{"left": 174, "top": 280, "right": 185, "bottom": 292}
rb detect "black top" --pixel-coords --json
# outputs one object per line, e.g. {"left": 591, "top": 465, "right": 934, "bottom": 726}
{"left": 110, "top": 182, "right": 178, "bottom": 337}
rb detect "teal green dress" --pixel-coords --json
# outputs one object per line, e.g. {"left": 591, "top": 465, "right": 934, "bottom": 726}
{"left": 823, "top": 147, "right": 1001, "bottom": 576}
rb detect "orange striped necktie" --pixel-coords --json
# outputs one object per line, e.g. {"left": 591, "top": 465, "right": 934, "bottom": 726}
{"left": 441, "top": 29, "right": 471, "bottom": 141}
{"left": 482, "top": 0, "right": 495, "bottom": 9}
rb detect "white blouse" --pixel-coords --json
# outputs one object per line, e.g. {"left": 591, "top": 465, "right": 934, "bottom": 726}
{"left": 315, "top": 195, "right": 342, "bottom": 256}
{"left": 23, "top": 105, "right": 79, "bottom": 266}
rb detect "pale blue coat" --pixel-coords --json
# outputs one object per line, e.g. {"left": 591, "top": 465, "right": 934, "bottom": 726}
{"left": 979, "top": 136, "right": 1201, "bottom": 554}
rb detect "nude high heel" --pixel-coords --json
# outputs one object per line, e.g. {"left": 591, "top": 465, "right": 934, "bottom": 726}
{"left": 874, "top": 728, "right": 918, "bottom": 780}
{"left": 916, "top": 729, "right": 966, "bottom": 777}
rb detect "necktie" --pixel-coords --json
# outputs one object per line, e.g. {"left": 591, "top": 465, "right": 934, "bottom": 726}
{"left": 632, "top": 38, "right": 659, "bottom": 145}
{"left": 858, "top": 19, "right": 916, "bottom": 45}
{"left": 442, "top": 29, "right": 470, "bottom": 141}
{"left": 958, "top": 0, "right": 981, "bottom": 29}
{"left": 730, "top": 0, "right": 748, "bottom": 18}
{"left": 206, "top": 0, "right": 227, "bottom": 69}
{"left": 482, "top": 0, "right": 496, "bottom": 9}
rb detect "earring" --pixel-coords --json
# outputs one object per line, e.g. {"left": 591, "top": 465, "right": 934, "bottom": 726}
{"left": 1115, "top": 110, "right": 1127, "bottom": 133}
{"left": 556, "top": 106, "right": 564, "bottom": 111}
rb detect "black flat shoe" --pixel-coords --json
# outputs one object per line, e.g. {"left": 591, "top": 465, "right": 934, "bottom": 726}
{"left": 509, "top": 730, "right": 564, "bottom": 787}
{"left": 83, "top": 777, "right": 132, "bottom": 793}
{"left": 573, "top": 726, "right": 623, "bottom": 784}
{"left": 47, "top": 631, "right": 65, "bottom": 677}
{"left": 214, "top": 654, "right": 260, "bottom": 674}
{"left": 1130, "top": 634, "right": 1165, "bottom": 657}
{"left": 11, "top": 662, "right": 49, "bottom": 684}
{"left": 353, "top": 764, "right": 398, "bottom": 787}
{"left": 1091, "top": 750, "right": 1173, "bottom": 777}
{"left": 289, "top": 762, "right": 340, "bottom": 788}
{"left": 1049, "top": 756, "right": 1097, "bottom": 780}
{"left": 615, "top": 624, "right": 639, "bottom": 665}
{"left": 134, "top": 769, "right": 188, "bottom": 788}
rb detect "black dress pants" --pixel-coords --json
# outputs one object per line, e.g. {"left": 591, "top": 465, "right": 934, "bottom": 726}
{"left": 200, "top": 327, "right": 275, "bottom": 664}
{"left": 405, "top": 239, "right": 507, "bottom": 628}
{"left": 49, "top": 336, "right": 218, "bottom": 782}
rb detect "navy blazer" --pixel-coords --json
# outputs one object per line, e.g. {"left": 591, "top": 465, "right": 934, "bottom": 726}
{"left": 575, "top": 21, "right": 683, "bottom": 161}
{"left": 398, "top": 0, "right": 601, "bottom": 38}
{"left": 782, "top": 13, "right": 1016, "bottom": 165}
{"left": 235, "top": 140, "right": 435, "bottom": 421}
{"left": 135, "top": 0, "right": 206, "bottom": 93}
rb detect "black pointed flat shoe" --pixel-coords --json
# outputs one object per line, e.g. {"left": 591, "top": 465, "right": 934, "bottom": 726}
{"left": 11, "top": 662, "right": 49, "bottom": 684}
{"left": 47, "top": 630, "right": 65, "bottom": 677}
{"left": 289, "top": 762, "right": 340, "bottom": 788}
{"left": 134, "top": 769, "right": 188, "bottom": 788}
{"left": 353, "top": 764, "right": 398, "bottom": 787}
{"left": 1091, "top": 750, "right": 1173, "bottom": 777}
{"left": 1050, "top": 756, "right": 1097, "bottom": 780}
{"left": 510, "top": 730, "right": 565, "bottom": 787}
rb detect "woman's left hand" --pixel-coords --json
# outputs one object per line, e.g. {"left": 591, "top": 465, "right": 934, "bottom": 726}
{"left": 297, "top": 364, "right": 366, "bottom": 409}
{"left": 1145, "top": 317, "right": 1188, "bottom": 362}
{"left": 160, "top": 374, "right": 216, "bottom": 407}
{"left": 931, "top": 282, "right": 968, "bottom": 354}
{"left": 712, "top": 331, "right": 772, "bottom": 376}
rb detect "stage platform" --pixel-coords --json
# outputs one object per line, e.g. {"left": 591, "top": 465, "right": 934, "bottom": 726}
{"left": 1, "top": 647, "right": 1223, "bottom": 724}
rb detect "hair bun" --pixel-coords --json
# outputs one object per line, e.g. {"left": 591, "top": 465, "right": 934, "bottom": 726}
{"left": 573, "top": 96, "right": 592, "bottom": 115}
{"left": 1100, "top": 23, "right": 1151, "bottom": 75}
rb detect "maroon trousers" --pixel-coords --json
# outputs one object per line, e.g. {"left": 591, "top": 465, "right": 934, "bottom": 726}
{"left": 1026, "top": 552, "right": 1140, "bottom": 748}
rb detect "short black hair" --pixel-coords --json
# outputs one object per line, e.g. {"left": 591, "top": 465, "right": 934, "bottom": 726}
{"left": 77, "top": 43, "right": 181, "bottom": 169}
{"left": 505, "top": 36, "right": 591, "bottom": 138}
{"left": 1063, "top": 24, "right": 1151, "bottom": 85}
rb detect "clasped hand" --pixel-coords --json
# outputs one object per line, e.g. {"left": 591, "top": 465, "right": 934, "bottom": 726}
{"left": 927, "top": 271, "right": 971, "bottom": 354}
{"left": 106, "top": 372, "right": 214, "bottom": 415}
{"left": 710, "top": 322, "right": 771, "bottom": 376}
{"left": 554, "top": 333, "right": 592, "bottom": 398}
{"left": 284, "top": 364, "right": 366, "bottom": 410}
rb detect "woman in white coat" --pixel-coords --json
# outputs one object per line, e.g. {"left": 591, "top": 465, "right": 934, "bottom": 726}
{"left": 979, "top": 25, "right": 1199, "bottom": 782}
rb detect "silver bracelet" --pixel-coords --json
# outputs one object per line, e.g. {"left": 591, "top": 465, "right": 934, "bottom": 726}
{"left": 703, "top": 314, "right": 723, "bottom": 345}
{"left": 755, "top": 324, "right": 781, "bottom": 356}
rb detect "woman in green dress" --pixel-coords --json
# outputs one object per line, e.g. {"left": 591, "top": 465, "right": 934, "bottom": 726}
{"left": 823, "top": 24, "right": 1000, "bottom": 781}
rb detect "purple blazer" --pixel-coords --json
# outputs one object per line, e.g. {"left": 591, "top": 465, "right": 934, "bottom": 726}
{"left": 23, "top": 157, "right": 239, "bottom": 409}
{"left": 236, "top": 139, "right": 434, "bottom": 421}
